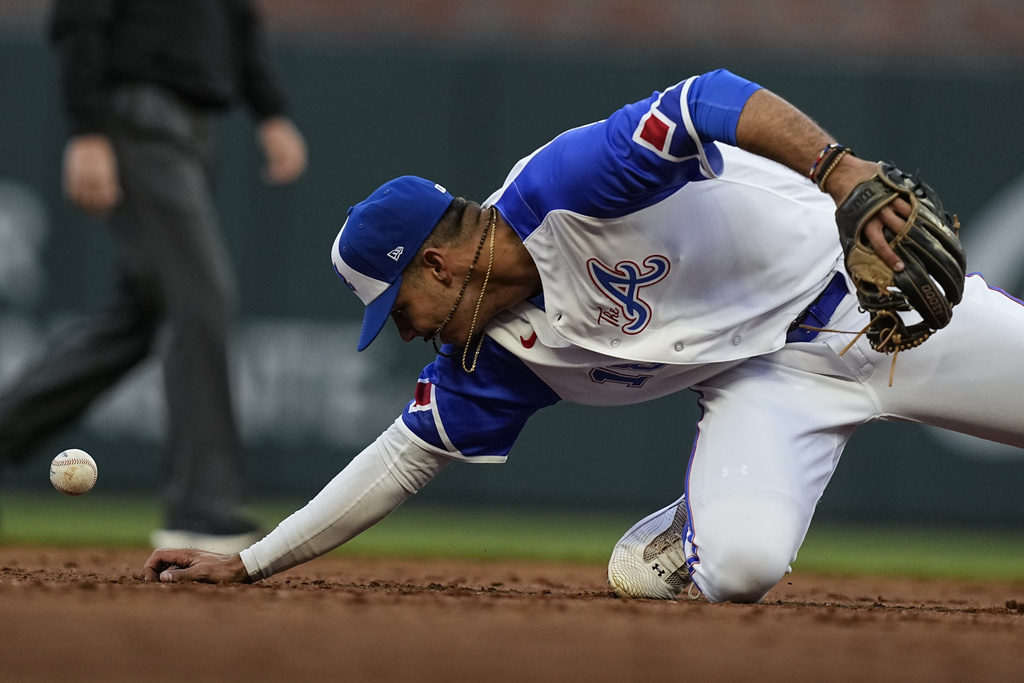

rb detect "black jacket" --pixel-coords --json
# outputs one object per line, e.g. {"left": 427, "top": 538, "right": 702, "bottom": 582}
{"left": 50, "top": 0, "right": 286, "bottom": 134}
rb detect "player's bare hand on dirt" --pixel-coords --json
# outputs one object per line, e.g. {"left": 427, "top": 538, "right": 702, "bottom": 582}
{"left": 824, "top": 155, "right": 906, "bottom": 272}
{"left": 63, "top": 134, "right": 122, "bottom": 215}
{"left": 144, "top": 548, "right": 252, "bottom": 584}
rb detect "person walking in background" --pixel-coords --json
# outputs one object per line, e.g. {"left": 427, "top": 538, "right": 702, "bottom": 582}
{"left": 0, "top": 0, "right": 306, "bottom": 553}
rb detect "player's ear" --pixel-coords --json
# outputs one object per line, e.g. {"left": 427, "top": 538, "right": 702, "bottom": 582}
{"left": 421, "top": 248, "right": 452, "bottom": 285}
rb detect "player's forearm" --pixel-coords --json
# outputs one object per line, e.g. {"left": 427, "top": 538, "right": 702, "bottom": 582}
{"left": 734, "top": 88, "right": 882, "bottom": 202}
{"left": 239, "top": 418, "right": 450, "bottom": 581}
{"left": 734, "top": 88, "right": 836, "bottom": 182}
{"left": 681, "top": 70, "right": 842, "bottom": 184}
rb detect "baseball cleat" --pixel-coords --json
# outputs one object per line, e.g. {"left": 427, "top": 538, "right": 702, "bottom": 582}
{"left": 607, "top": 494, "right": 693, "bottom": 599}
{"left": 150, "top": 528, "right": 265, "bottom": 555}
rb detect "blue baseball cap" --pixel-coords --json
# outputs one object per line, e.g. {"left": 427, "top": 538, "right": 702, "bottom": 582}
{"left": 331, "top": 176, "right": 455, "bottom": 351}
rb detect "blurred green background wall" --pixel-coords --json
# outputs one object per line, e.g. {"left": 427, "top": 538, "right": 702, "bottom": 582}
{"left": 1, "top": 1, "right": 1024, "bottom": 525}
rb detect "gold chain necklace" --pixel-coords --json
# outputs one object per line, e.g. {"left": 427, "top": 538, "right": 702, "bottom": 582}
{"left": 429, "top": 206, "right": 496, "bottom": 372}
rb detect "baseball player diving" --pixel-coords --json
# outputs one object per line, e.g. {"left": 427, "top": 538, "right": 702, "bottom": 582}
{"left": 145, "top": 68, "right": 1023, "bottom": 604}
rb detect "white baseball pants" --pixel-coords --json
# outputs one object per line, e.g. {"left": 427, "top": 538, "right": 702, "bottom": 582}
{"left": 685, "top": 273, "right": 1024, "bottom": 602}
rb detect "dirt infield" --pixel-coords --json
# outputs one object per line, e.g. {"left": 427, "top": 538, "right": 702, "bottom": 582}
{"left": 2, "top": 546, "right": 1024, "bottom": 682}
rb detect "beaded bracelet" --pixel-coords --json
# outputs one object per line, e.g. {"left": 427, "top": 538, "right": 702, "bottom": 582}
{"left": 808, "top": 142, "right": 841, "bottom": 180}
{"left": 816, "top": 148, "right": 853, "bottom": 191}
{"left": 808, "top": 143, "right": 854, "bottom": 192}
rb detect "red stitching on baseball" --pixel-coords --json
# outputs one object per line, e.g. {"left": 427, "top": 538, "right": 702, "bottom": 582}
{"left": 58, "top": 458, "right": 95, "bottom": 469}
{"left": 58, "top": 458, "right": 95, "bottom": 468}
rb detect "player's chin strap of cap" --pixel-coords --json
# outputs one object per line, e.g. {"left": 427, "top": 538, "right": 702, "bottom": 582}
{"left": 785, "top": 273, "right": 848, "bottom": 343}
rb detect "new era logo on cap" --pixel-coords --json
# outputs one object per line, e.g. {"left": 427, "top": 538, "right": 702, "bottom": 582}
{"left": 331, "top": 176, "right": 455, "bottom": 351}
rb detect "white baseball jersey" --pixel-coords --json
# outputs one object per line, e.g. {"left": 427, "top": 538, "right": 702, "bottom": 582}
{"left": 248, "top": 69, "right": 1024, "bottom": 600}
{"left": 399, "top": 70, "right": 847, "bottom": 463}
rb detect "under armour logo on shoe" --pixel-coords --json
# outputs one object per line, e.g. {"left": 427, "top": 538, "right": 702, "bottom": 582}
{"left": 651, "top": 563, "right": 666, "bottom": 577}
{"left": 387, "top": 246, "right": 404, "bottom": 261}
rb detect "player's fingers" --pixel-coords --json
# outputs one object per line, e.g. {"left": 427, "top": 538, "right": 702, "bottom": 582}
{"left": 144, "top": 549, "right": 250, "bottom": 584}
{"left": 158, "top": 566, "right": 200, "bottom": 583}
{"left": 863, "top": 216, "right": 905, "bottom": 272}
{"left": 889, "top": 196, "right": 912, "bottom": 219}
{"left": 879, "top": 201, "right": 911, "bottom": 234}
{"left": 142, "top": 548, "right": 197, "bottom": 582}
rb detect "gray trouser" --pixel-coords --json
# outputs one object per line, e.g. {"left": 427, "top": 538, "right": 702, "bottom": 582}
{"left": 0, "top": 84, "right": 249, "bottom": 533}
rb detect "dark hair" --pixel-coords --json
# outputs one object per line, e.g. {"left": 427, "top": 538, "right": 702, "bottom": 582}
{"left": 423, "top": 197, "right": 469, "bottom": 249}
{"left": 404, "top": 197, "right": 469, "bottom": 284}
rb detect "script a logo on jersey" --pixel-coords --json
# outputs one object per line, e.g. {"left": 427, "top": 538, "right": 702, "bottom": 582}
{"left": 588, "top": 255, "right": 670, "bottom": 334}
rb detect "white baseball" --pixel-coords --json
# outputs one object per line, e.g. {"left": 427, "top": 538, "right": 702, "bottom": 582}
{"left": 49, "top": 449, "right": 98, "bottom": 496}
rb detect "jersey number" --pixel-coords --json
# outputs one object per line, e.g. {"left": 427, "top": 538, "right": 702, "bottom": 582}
{"left": 589, "top": 363, "right": 666, "bottom": 388}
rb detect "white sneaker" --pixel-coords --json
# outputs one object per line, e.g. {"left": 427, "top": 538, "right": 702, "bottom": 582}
{"left": 150, "top": 528, "right": 264, "bottom": 555}
{"left": 608, "top": 495, "right": 693, "bottom": 599}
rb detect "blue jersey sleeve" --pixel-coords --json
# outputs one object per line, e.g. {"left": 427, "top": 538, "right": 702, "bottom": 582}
{"left": 495, "top": 69, "right": 762, "bottom": 235}
{"left": 685, "top": 68, "right": 762, "bottom": 146}
{"left": 401, "top": 337, "right": 561, "bottom": 462}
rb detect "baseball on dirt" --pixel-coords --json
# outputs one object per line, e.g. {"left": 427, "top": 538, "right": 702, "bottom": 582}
{"left": 49, "top": 449, "right": 98, "bottom": 496}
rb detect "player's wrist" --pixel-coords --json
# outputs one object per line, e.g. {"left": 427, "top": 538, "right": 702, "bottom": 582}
{"left": 238, "top": 547, "right": 266, "bottom": 582}
{"left": 809, "top": 143, "right": 855, "bottom": 192}
{"left": 822, "top": 154, "right": 877, "bottom": 204}
{"left": 229, "top": 554, "right": 255, "bottom": 583}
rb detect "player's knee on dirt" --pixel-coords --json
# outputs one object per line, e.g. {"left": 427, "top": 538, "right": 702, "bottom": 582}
{"left": 694, "top": 538, "right": 790, "bottom": 603}
{"left": 689, "top": 495, "right": 803, "bottom": 603}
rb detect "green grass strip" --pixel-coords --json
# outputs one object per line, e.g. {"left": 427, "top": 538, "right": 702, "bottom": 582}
{"left": 2, "top": 491, "right": 1023, "bottom": 581}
